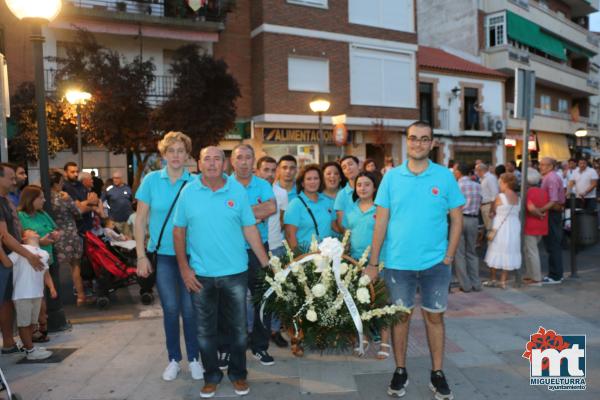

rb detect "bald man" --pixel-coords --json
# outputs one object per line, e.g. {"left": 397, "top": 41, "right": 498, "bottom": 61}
{"left": 102, "top": 170, "right": 133, "bottom": 237}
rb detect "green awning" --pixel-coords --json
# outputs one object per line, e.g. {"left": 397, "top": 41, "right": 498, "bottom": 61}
{"left": 506, "top": 11, "right": 567, "bottom": 61}
{"left": 562, "top": 40, "right": 596, "bottom": 58}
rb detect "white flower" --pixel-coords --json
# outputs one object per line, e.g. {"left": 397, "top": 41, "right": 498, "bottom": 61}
{"left": 291, "top": 263, "right": 300, "bottom": 274}
{"left": 339, "top": 263, "right": 349, "bottom": 276}
{"left": 270, "top": 255, "right": 282, "bottom": 268}
{"left": 318, "top": 237, "right": 344, "bottom": 260}
{"left": 274, "top": 271, "right": 287, "bottom": 283}
{"left": 356, "top": 287, "right": 371, "bottom": 304}
{"left": 313, "top": 255, "right": 330, "bottom": 273}
{"left": 306, "top": 309, "right": 318, "bottom": 322}
{"left": 311, "top": 283, "right": 327, "bottom": 298}
{"left": 358, "top": 275, "right": 371, "bottom": 287}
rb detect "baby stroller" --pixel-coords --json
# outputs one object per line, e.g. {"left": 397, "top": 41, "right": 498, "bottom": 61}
{"left": 84, "top": 231, "right": 155, "bottom": 309}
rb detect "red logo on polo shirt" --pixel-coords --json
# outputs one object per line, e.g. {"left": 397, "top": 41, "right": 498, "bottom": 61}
{"left": 227, "top": 200, "right": 235, "bottom": 208}
{"left": 373, "top": 214, "right": 377, "bottom": 220}
{"left": 431, "top": 187, "right": 439, "bottom": 196}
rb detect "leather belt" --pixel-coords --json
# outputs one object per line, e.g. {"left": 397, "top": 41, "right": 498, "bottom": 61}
{"left": 463, "top": 214, "right": 478, "bottom": 218}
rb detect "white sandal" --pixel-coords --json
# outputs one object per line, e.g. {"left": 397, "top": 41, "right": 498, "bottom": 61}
{"left": 353, "top": 340, "right": 370, "bottom": 356}
{"left": 376, "top": 343, "right": 391, "bottom": 360}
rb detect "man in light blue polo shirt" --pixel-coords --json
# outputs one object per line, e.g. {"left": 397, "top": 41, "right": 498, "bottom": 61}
{"left": 365, "top": 121, "right": 464, "bottom": 400}
{"left": 173, "top": 146, "right": 269, "bottom": 398}
{"left": 227, "top": 144, "right": 277, "bottom": 366}
{"left": 334, "top": 155, "right": 360, "bottom": 228}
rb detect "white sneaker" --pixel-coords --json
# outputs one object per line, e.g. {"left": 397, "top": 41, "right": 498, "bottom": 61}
{"left": 189, "top": 358, "right": 204, "bottom": 380}
{"left": 162, "top": 360, "right": 181, "bottom": 381}
{"left": 26, "top": 346, "right": 53, "bottom": 360}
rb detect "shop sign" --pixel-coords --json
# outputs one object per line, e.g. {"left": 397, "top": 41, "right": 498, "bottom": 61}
{"left": 264, "top": 128, "right": 338, "bottom": 144}
{"left": 333, "top": 124, "right": 348, "bottom": 146}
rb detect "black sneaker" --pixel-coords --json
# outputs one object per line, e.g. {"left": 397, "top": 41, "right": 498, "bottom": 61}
{"left": 1, "top": 344, "right": 23, "bottom": 355}
{"left": 252, "top": 350, "right": 275, "bottom": 366}
{"left": 387, "top": 367, "right": 408, "bottom": 397}
{"left": 218, "top": 352, "right": 230, "bottom": 371}
{"left": 271, "top": 331, "right": 288, "bottom": 348}
{"left": 429, "top": 370, "right": 453, "bottom": 400}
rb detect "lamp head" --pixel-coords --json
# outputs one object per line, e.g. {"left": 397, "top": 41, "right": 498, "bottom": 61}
{"left": 5, "top": 0, "right": 62, "bottom": 22}
{"left": 65, "top": 89, "right": 92, "bottom": 106}
{"left": 309, "top": 95, "right": 331, "bottom": 113}
{"left": 574, "top": 128, "right": 588, "bottom": 137}
{"left": 451, "top": 86, "right": 461, "bottom": 98}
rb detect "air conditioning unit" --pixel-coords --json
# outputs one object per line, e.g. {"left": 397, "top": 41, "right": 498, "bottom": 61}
{"left": 490, "top": 118, "right": 506, "bottom": 134}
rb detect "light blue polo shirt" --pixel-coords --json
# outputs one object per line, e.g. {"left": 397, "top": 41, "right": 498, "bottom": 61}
{"left": 173, "top": 174, "right": 256, "bottom": 277}
{"left": 284, "top": 191, "right": 335, "bottom": 247}
{"left": 232, "top": 174, "right": 274, "bottom": 246}
{"left": 135, "top": 168, "right": 195, "bottom": 256}
{"left": 375, "top": 160, "right": 465, "bottom": 271}
{"left": 334, "top": 183, "right": 354, "bottom": 214}
{"left": 342, "top": 200, "right": 376, "bottom": 260}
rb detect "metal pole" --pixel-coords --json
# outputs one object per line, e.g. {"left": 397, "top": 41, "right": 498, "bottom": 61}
{"left": 569, "top": 193, "right": 578, "bottom": 278}
{"left": 77, "top": 104, "right": 83, "bottom": 169}
{"left": 30, "top": 23, "right": 51, "bottom": 208}
{"left": 30, "top": 21, "right": 69, "bottom": 332}
{"left": 318, "top": 111, "right": 324, "bottom": 165}
{"left": 516, "top": 98, "right": 531, "bottom": 288}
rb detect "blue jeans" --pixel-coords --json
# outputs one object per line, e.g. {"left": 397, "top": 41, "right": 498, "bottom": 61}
{"left": 382, "top": 262, "right": 452, "bottom": 313}
{"left": 543, "top": 210, "right": 564, "bottom": 280}
{"left": 156, "top": 255, "right": 199, "bottom": 362}
{"left": 193, "top": 271, "right": 248, "bottom": 384}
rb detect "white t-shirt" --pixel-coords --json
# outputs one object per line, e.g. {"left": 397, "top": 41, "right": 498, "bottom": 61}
{"left": 10, "top": 245, "right": 49, "bottom": 300}
{"left": 268, "top": 184, "right": 288, "bottom": 250}
{"left": 571, "top": 167, "right": 599, "bottom": 199}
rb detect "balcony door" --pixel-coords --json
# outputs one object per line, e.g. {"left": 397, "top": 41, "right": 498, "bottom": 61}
{"left": 419, "top": 82, "right": 434, "bottom": 126}
{"left": 463, "top": 87, "right": 480, "bottom": 130}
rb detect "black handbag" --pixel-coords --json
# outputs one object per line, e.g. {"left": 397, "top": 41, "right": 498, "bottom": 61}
{"left": 145, "top": 180, "right": 187, "bottom": 269}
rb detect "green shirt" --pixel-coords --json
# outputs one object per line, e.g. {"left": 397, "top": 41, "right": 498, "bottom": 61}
{"left": 18, "top": 211, "right": 57, "bottom": 264}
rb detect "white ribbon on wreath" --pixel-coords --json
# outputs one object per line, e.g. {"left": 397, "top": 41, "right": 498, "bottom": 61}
{"left": 260, "top": 237, "right": 365, "bottom": 354}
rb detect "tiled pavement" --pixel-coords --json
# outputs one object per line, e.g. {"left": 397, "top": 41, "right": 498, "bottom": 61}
{"left": 1, "top": 246, "right": 599, "bottom": 399}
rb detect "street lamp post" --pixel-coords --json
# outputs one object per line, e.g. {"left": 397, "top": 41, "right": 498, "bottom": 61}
{"left": 66, "top": 89, "right": 91, "bottom": 169}
{"left": 6, "top": 0, "right": 69, "bottom": 332}
{"left": 309, "top": 96, "right": 331, "bottom": 165}
{"left": 5, "top": 0, "right": 62, "bottom": 203}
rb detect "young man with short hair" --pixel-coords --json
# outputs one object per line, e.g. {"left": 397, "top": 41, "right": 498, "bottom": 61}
{"left": 275, "top": 155, "right": 298, "bottom": 202}
{"left": 366, "top": 121, "right": 464, "bottom": 400}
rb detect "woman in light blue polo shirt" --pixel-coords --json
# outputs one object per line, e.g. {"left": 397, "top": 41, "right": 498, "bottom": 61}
{"left": 341, "top": 171, "right": 390, "bottom": 359}
{"left": 284, "top": 164, "right": 336, "bottom": 250}
{"left": 134, "top": 131, "right": 202, "bottom": 382}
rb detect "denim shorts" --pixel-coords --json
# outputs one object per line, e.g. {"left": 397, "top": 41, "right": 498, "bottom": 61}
{"left": 382, "top": 262, "right": 451, "bottom": 313}
{"left": 0, "top": 266, "right": 12, "bottom": 306}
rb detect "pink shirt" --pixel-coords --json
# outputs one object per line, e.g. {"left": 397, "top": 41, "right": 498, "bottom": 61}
{"left": 541, "top": 171, "right": 565, "bottom": 205}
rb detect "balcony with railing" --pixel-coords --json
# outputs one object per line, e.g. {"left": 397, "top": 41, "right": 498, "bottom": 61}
{"left": 506, "top": 101, "right": 590, "bottom": 134}
{"left": 483, "top": 44, "right": 599, "bottom": 95}
{"left": 45, "top": 69, "right": 175, "bottom": 105}
{"left": 61, "top": 0, "right": 234, "bottom": 29}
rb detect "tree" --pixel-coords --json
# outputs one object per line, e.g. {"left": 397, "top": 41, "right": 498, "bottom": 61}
{"left": 152, "top": 44, "right": 240, "bottom": 157}
{"left": 8, "top": 82, "right": 75, "bottom": 164}
{"left": 53, "top": 30, "right": 156, "bottom": 190}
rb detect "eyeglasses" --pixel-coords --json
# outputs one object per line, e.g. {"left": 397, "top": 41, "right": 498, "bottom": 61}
{"left": 407, "top": 136, "right": 432, "bottom": 145}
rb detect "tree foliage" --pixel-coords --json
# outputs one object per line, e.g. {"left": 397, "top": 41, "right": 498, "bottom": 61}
{"left": 152, "top": 44, "right": 240, "bottom": 158}
{"left": 8, "top": 82, "right": 75, "bottom": 163}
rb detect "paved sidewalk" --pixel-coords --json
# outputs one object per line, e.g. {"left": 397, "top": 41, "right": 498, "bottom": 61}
{"left": 1, "top": 245, "right": 599, "bottom": 399}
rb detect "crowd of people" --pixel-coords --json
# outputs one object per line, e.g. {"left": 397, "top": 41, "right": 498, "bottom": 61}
{"left": 0, "top": 120, "right": 597, "bottom": 400}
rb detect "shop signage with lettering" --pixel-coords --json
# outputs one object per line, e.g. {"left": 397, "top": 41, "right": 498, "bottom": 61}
{"left": 263, "top": 128, "right": 352, "bottom": 144}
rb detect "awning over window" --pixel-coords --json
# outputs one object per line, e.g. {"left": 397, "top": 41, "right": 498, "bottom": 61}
{"left": 562, "top": 40, "right": 597, "bottom": 58}
{"left": 506, "top": 11, "right": 567, "bottom": 61}
{"left": 537, "top": 132, "right": 571, "bottom": 161}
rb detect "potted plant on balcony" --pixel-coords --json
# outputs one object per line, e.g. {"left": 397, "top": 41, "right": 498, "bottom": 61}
{"left": 116, "top": 1, "right": 127, "bottom": 12}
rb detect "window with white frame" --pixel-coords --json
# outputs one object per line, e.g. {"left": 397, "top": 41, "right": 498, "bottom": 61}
{"left": 350, "top": 46, "right": 415, "bottom": 108}
{"left": 558, "top": 99, "right": 569, "bottom": 113}
{"left": 288, "top": 56, "right": 330, "bottom": 93}
{"left": 349, "top": 0, "right": 414, "bottom": 32}
{"left": 486, "top": 13, "right": 506, "bottom": 48}
{"left": 287, "top": 0, "right": 327, "bottom": 8}
{"left": 540, "top": 95, "right": 552, "bottom": 115}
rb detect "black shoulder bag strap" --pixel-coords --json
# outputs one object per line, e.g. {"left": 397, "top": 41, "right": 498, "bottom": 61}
{"left": 154, "top": 180, "right": 188, "bottom": 253}
{"left": 297, "top": 195, "right": 319, "bottom": 237}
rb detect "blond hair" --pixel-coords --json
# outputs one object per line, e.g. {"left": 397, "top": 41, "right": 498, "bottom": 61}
{"left": 500, "top": 172, "right": 518, "bottom": 191}
{"left": 157, "top": 131, "right": 192, "bottom": 156}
